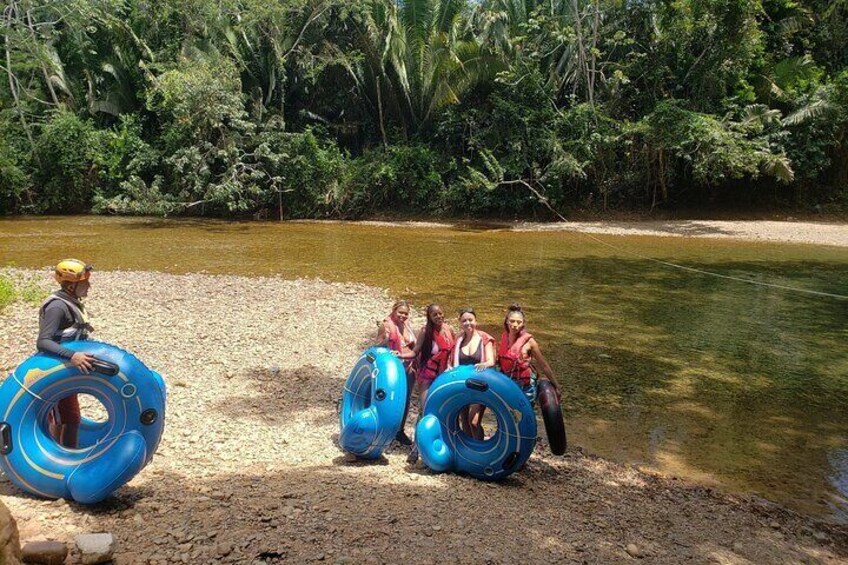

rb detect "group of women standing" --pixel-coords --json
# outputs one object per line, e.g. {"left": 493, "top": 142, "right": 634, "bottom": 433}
{"left": 376, "top": 301, "right": 560, "bottom": 463}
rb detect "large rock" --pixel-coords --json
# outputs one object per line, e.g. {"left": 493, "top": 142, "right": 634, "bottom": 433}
{"left": 0, "top": 500, "right": 22, "bottom": 565}
{"left": 74, "top": 533, "right": 115, "bottom": 565}
{"left": 20, "top": 541, "right": 67, "bottom": 564}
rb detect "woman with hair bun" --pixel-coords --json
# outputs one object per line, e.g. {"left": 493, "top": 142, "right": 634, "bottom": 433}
{"left": 500, "top": 304, "right": 567, "bottom": 455}
{"left": 497, "top": 304, "right": 559, "bottom": 403}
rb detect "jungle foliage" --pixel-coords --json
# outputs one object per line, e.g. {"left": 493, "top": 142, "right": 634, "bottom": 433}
{"left": 1, "top": 0, "right": 847, "bottom": 218}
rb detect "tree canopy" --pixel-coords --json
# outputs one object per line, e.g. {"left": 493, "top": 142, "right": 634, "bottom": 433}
{"left": 1, "top": 0, "right": 846, "bottom": 218}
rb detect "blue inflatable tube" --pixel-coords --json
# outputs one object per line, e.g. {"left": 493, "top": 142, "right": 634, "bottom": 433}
{"left": 0, "top": 341, "right": 166, "bottom": 504}
{"left": 416, "top": 366, "right": 536, "bottom": 480}
{"left": 339, "top": 347, "right": 407, "bottom": 459}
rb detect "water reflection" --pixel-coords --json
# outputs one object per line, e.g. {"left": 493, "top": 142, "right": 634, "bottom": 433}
{"left": 1, "top": 216, "right": 847, "bottom": 521}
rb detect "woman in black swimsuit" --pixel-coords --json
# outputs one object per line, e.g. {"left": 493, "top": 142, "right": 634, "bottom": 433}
{"left": 449, "top": 308, "right": 495, "bottom": 440}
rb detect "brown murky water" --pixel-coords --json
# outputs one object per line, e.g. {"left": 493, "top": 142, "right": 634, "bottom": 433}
{"left": 2, "top": 216, "right": 847, "bottom": 521}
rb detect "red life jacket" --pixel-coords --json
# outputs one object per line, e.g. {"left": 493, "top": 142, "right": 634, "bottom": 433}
{"left": 450, "top": 331, "right": 494, "bottom": 368}
{"left": 498, "top": 331, "right": 534, "bottom": 385}
{"left": 418, "top": 329, "right": 455, "bottom": 381}
{"left": 384, "top": 316, "right": 415, "bottom": 354}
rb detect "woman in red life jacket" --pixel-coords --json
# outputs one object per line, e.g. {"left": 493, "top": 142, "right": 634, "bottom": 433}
{"left": 406, "top": 304, "right": 455, "bottom": 463}
{"left": 497, "top": 303, "right": 559, "bottom": 403}
{"left": 375, "top": 300, "right": 417, "bottom": 446}
{"left": 449, "top": 307, "right": 495, "bottom": 440}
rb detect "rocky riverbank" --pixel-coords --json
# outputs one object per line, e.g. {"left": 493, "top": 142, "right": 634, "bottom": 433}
{"left": 295, "top": 219, "right": 848, "bottom": 246}
{"left": 0, "top": 270, "right": 846, "bottom": 564}
{"left": 516, "top": 219, "right": 848, "bottom": 247}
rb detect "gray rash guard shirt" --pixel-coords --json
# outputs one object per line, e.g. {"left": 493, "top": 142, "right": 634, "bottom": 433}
{"left": 36, "top": 294, "right": 83, "bottom": 359}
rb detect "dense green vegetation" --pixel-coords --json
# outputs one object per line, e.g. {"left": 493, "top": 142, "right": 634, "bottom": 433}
{"left": 0, "top": 270, "right": 47, "bottom": 312}
{"left": 1, "top": 0, "right": 846, "bottom": 218}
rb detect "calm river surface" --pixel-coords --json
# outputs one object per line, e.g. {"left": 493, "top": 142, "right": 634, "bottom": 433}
{"left": 2, "top": 216, "right": 847, "bottom": 521}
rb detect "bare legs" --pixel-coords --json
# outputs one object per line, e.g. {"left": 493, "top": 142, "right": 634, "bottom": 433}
{"left": 396, "top": 367, "right": 416, "bottom": 445}
{"left": 407, "top": 379, "right": 432, "bottom": 463}
{"left": 467, "top": 404, "right": 486, "bottom": 440}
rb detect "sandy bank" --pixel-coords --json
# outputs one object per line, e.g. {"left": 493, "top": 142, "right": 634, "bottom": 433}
{"left": 513, "top": 220, "right": 848, "bottom": 247}
{"left": 294, "top": 218, "right": 848, "bottom": 247}
{"left": 0, "top": 270, "right": 845, "bottom": 564}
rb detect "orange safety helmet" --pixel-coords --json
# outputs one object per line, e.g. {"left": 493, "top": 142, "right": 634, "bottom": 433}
{"left": 54, "top": 259, "right": 92, "bottom": 284}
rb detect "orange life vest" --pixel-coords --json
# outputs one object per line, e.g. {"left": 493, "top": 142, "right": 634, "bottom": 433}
{"left": 418, "top": 329, "right": 455, "bottom": 381}
{"left": 498, "top": 331, "right": 534, "bottom": 385}
{"left": 384, "top": 316, "right": 415, "bottom": 354}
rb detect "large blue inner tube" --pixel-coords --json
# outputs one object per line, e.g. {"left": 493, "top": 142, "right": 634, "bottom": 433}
{"left": 0, "top": 341, "right": 166, "bottom": 504}
{"left": 415, "top": 366, "right": 537, "bottom": 480}
{"left": 339, "top": 347, "right": 406, "bottom": 459}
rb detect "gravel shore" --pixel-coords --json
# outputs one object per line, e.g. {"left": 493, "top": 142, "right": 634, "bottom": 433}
{"left": 1, "top": 270, "right": 846, "bottom": 564}
{"left": 296, "top": 219, "right": 848, "bottom": 247}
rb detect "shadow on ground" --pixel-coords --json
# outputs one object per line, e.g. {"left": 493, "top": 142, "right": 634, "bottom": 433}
{"left": 3, "top": 451, "right": 845, "bottom": 564}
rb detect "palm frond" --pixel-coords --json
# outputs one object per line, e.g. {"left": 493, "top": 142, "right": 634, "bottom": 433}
{"left": 783, "top": 98, "right": 831, "bottom": 125}
{"left": 741, "top": 104, "right": 782, "bottom": 127}
{"left": 761, "top": 153, "right": 795, "bottom": 184}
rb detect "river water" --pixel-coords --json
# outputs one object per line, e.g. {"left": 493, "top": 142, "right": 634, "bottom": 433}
{"left": 2, "top": 216, "right": 847, "bottom": 521}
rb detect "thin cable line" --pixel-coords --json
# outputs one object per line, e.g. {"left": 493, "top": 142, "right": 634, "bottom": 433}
{"left": 575, "top": 229, "right": 848, "bottom": 300}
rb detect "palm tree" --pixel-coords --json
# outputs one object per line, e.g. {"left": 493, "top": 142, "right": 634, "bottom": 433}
{"left": 220, "top": 0, "right": 334, "bottom": 122}
{"left": 345, "top": 0, "right": 501, "bottom": 139}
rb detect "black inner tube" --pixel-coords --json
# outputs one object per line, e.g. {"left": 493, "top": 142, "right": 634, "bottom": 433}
{"left": 537, "top": 380, "right": 567, "bottom": 455}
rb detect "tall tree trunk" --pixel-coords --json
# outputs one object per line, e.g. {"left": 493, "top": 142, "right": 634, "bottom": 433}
{"left": 376, "top": 75, "right": 388, "bottom": 147}
{"left": 572, "top": 0, "right": 586, "bottom": 100}
{"left": 25, "top": 9, "right": 60, "bottom": 107}
{"left": 587, "top": 0, "right": 600, "bottom": 111}
{"left": 4, "top": 2, "right": 37, "bottom": 156}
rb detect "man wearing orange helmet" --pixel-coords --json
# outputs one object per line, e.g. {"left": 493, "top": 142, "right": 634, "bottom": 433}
{"left": 36, "top": 259, "right": 96, "bottom": 447}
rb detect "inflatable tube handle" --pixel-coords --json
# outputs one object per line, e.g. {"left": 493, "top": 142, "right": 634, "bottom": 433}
{"left": 90, "top": 358, "right": 120, "bottom": 377}
{"left": 503, "top": 451, "right": 520, "bottom": 471}
{"left": 0, "top": 422, "right": 11, "bottom": 455}
{"left": 140, "top": 409, "right": 159, "bottom": 426}
{"left": 465, "top": 378, "right": 488, "bottom": 392}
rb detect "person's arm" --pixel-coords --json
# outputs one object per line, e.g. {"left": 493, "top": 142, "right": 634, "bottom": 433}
{"left": 447, "top": 342, "right": 458, "bottom": 369}
{"left": 402, "top": 327, "right": 426, "bottom": 360}
{"left": 397, "top": 326, "right": 424, "bottom": 359}
{"left": 475, "top": 340, "right": 496, "bottom": 371}
{"left": 528, "top": 338, "right": 558, "bottom": 387}
{"left": 36, "top": 303, "right": 95, "bottom": 372}
{"left": 36, "top": 305, "right": 75, "bottom": 359}
{"left": 375, "top": 320, "right": 389, "bottom": 346}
